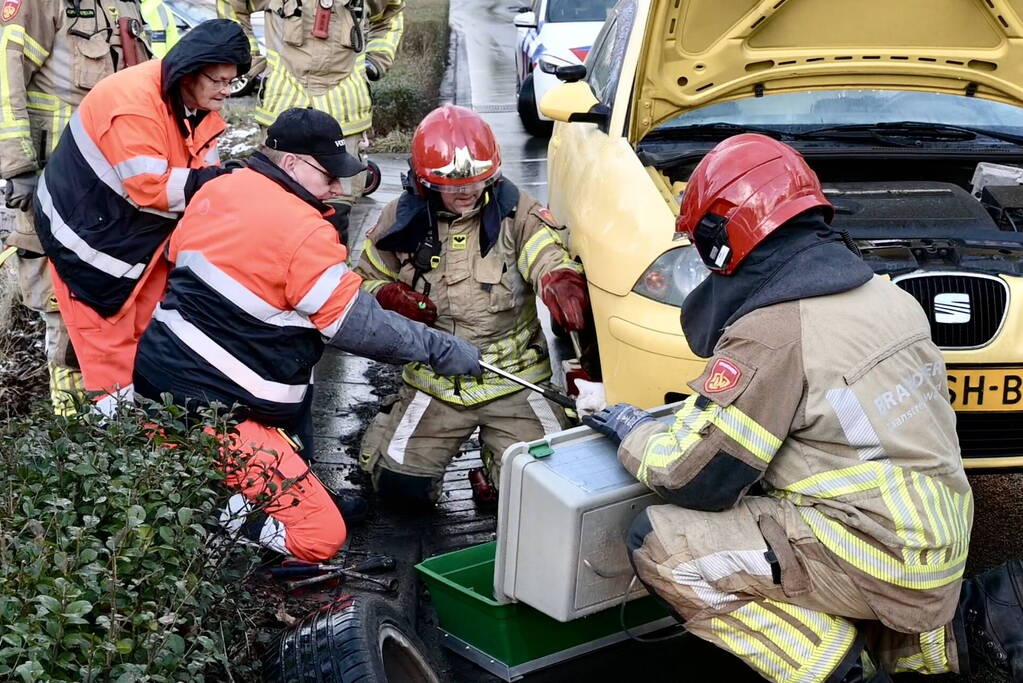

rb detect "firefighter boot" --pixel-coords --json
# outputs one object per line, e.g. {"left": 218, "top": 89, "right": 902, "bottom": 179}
{"left": 956, "top": 559, "right": 1023, "bottom": 679}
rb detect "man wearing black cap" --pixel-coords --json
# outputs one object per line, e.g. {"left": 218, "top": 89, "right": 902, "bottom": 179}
{"left": 132, "top": 107, "right": 481, "bottom": 562}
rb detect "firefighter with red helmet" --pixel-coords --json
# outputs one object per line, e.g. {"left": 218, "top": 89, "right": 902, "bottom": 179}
{"left": 355, "top": 104, "right": 590, "bottom": 504}
{"left": 585, "top": 134, "right": 1023, "bottom": 681}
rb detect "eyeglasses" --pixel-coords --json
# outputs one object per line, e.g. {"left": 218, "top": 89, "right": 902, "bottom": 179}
{"left": 199, "top": 71, "right": 242, "bottom": 91}
{"left": 296, "top": 155, "right": 338, "bottom": 183}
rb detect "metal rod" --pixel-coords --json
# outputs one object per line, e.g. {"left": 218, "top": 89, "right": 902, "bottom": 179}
{"left": 569, "top": 331, "right": 583, "bottom": 359}
{"left": 479, "top": 360, "right": 576, "bottom": 410}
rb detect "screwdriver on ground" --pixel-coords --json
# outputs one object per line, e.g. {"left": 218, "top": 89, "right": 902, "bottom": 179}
{"left": 269, "top": 555, "right": 395, "bottom": 579}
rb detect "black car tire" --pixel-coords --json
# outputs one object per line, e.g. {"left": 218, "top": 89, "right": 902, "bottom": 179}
{"left": 264, "top": 594, "right": 440, "bottom": 683}
{"left": 517, "top": 73, "right": 554, "bottom": 138}
{"left": 230, "top": 73, "right": 259, "bottom": 98}
{"left": 363, "top": 159, "right": 382, "bottom": 197}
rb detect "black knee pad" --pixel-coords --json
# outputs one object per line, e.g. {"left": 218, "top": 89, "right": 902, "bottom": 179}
{"left": 375, "top": 468, "right": 439, "bottom": 506}
{"left": 239, "top": 510, "right": 269, "bottom": 544}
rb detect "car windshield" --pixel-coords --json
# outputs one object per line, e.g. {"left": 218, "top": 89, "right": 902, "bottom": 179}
{"left": 546, "top": 0, "right": 615, "bottom": 23}
{"left": 658, "top": 90, "right": 1023, "bottom": 135}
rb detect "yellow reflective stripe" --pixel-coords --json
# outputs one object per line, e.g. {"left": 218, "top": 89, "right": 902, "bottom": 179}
{"left": 366, "top": 12, "right": 404, "bottom": 57}
{"left": 361, "top": 278, "right": 389, "bottom": 294}
{"left": 26, "top": 90, "right": 59, "bottom": 111}
{"left": 0, "top": 245, "right": 17, "bottom": 268}
{"left": 217, "top": 0, "right": 238, "bottom": 20}
{"left": 893, "top": 627, "right": 948, "bottom": 674}
{"left": 712, "top": 619, "right": 794, "bottom": 681}
{"left": 798, "top": 507, "right": 967, "bottom": 589}
{"left": 920, "top": 627, "right": 947, "bottom": 673}
{"left": 0, "top": 27, "right": 27, "bottom": 127}
{"left": 713, "top": 404, "right": 782, "bottom": 463}
{"left": 893, "top": 652, "right": 927, "bottom": 674}
{"left": 638, "top": 395, "right": 706, "bottom": 484}
{"left": 785, "top": 463, "right": 969, "bottom": 570}
{"left": 517, "top": 228, "right": 558, "bottom": 280}
{"left": 719, "top": 601, "right": 857, "bottom": 683}
{"left": 49, "top": 364, "right": 85, "bottom": 417}
{"left": 730, "top": 603, "right": 816, "bottom": 664}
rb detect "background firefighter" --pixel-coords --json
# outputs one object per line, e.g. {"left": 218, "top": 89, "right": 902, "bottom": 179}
{"left": 585, "top": 134, "right": 1023, "bottom": 682}
{"left": 0, "top": 0, "right": 152, "bottom": 415}
{"left": 217, "top": 0, "right": 405, "bottom": 245}
{"left": 133, "top": 107, "right": 482, "bottom": 562}
{"left": 355, "top": 104, "right": 591, "bottom": 505}
{"left": 33, "top": 19, "right": 251, "bottom": 416}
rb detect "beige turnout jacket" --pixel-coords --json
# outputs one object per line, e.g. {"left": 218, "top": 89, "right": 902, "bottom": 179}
{"left": 620, "top": 276, "right": 973, "bottom": 632}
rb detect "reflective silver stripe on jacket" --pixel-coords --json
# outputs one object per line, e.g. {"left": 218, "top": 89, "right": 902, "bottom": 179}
{"left": 153, "top": 305, "right": 308, "bottom": 404}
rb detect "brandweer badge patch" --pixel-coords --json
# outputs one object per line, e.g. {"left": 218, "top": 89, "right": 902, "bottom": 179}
{"left": 705, "top": 357, "right": 742, "bottom": 393}
{"left": 1, "top": 0, "right": 22, "bottom": 23}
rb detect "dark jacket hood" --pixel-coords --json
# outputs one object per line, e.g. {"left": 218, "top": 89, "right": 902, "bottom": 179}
{"left": 681, "top": 211, "right": 874, "bottom": 358}
{"left": 377, "top": 178, "right": 520, "bottom": 256}
{"left": 160, "top": 19, "right": 251, "bottom": 100}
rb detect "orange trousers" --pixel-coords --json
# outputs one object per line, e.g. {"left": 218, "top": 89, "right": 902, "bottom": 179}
{"left": 220, "top": 420, "right": 346, "bottom": 562}
{"left": 49, "top": 258, "right": 168, "bottom": 413}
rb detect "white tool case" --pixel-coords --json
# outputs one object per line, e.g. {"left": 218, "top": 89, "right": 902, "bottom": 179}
{"left": 493, "top": 404, "right": 679, "bottom": 622}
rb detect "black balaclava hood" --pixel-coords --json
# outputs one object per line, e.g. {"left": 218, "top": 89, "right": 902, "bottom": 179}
{"left": 681, "top": 210, "right": 873, "bottom": 358}
{"left": 160, "top": 19, "right": 251, "bottom": 101}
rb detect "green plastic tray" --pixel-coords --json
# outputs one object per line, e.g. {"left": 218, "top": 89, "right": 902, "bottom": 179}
{"left": 415, "top": 541, "right": 672, "bottom": 680}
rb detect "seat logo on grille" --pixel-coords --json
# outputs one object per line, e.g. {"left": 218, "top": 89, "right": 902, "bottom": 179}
{"left": 934, "top": 293, "right": 971, "bottom": 324}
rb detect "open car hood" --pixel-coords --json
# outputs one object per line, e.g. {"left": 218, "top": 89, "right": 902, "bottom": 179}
{"left": 633, "top": 0, "right": 1023, "bottom": 141}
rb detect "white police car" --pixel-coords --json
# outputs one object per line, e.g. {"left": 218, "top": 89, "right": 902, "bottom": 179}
{"left": 513, "top": 0, "right": 614, "bottom": 136}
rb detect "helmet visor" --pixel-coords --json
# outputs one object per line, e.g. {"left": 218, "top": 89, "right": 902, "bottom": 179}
{"left": 419, "top": 173, "right": 500, "bottom": 194}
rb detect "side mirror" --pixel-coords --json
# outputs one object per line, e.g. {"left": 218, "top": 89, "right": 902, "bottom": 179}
{"left": 540, "top": 81, "right": 610, "bottom": 130}
{"left": 554, "top": 64, "right": 586, "bottom": 83}
{"left": 513, "top": 10, "right": 537, "bottom": 29}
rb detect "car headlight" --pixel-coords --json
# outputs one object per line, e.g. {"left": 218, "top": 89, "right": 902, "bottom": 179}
{"left": 538, "top": 54, "right": 574, "bottom": 74}
{"left": 632, "top": 246, "right": 709, "bottom": 307}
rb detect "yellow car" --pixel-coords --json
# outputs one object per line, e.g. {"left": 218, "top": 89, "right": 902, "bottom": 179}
{"left": 541, "top": 0, "right": 1023, "bottom": 469}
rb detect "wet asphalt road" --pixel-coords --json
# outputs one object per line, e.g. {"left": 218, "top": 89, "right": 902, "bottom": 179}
{"left": 307, "top": 1, "right": 1023, "bottom": 680}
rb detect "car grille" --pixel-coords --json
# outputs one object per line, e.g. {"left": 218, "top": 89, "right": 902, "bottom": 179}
{"left": 957, "top": 412, "right": 1023, "bottom": 460}
{"left": 893, "top": 273, "right": 1008, "bottom": 349}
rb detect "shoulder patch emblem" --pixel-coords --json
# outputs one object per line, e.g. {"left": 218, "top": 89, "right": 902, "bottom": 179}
{"left": 704, "top": 357, "right": 742, "bottom": 394}
{"left": 532, "top": 206, "right": 561, "bottom": 228}
{"left": 1, "top": 0, "right": 22, "bottom": 23}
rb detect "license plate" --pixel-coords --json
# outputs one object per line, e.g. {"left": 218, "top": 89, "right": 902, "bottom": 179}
{"left": 948, "top": 368, "right": 1023, "bottom": 412}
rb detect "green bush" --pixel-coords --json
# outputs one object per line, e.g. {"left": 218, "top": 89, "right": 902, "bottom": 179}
{"left": 0, "top": 399, "right": 265, "bottom": 682}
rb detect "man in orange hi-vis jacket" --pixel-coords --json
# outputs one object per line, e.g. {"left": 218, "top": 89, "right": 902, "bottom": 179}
{"left": 33, "top": 19, "right": 251, "bottom": 415}
{"left": 133, "top": 108, "right": 481, "bottom": 561}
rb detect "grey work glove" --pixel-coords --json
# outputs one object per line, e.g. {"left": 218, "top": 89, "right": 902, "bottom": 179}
{"left": 583, "top": 403, "right": 655, "bottom": 446}
{"left": 329, "top": 290, "right": 482, "bottom": 377}
{"left": 4, "top": 171, "right": 39, "bottom": 211}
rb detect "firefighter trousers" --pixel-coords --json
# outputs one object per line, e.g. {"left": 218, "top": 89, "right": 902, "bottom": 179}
{"left": 628, "top": 497, "right": 962, "bottom": 682}
{"left": 49, "top": 256, "right": 167, "bottom": 415}
{"left": 219, "top": 420, "right": 346, "bottom": 563}
{"left": 360, "top": 382, "right": 570, "bottom": 502}
{"left": 9, "top": 209, "right": 84, "bottom": 414}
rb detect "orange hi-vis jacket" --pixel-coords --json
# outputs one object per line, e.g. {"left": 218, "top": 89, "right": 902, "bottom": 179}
{"left": 134, "top": 153, "right": 364, "bottom": 427}
{"left": 35, "top": 59, "right": 226, "bottom": 317}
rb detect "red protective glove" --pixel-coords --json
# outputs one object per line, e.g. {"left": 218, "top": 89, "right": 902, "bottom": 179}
{"left": 375, "top": 282, "right": 438, "bottom": 325}
{"left": 540, "top": 269, "right": 589, "bottom": 332}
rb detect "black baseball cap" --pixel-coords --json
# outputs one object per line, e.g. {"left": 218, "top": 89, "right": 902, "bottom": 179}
{"left": 265, "top": 108, "right": 366, "bottom": 179}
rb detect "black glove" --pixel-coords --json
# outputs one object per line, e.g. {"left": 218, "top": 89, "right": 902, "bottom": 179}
{"left": 583, "top": 403, "right": 655, "bottom": 446}
{"left": 365, "top": 58, "right": 382, "bottom": 82}
{"left": 4, "top": 171, "right": 39, "bottom": 212}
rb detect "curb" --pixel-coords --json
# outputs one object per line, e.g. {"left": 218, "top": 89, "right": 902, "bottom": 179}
{"left": 439, "top": 21, "right": 472, "bottom": 108}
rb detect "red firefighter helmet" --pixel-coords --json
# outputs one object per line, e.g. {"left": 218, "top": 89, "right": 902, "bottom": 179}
{"left": 410, "top": 105, "right": 502, "bottom": 194}
{"left": 675, "top": 134, "right": 833, "bottom": 275}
